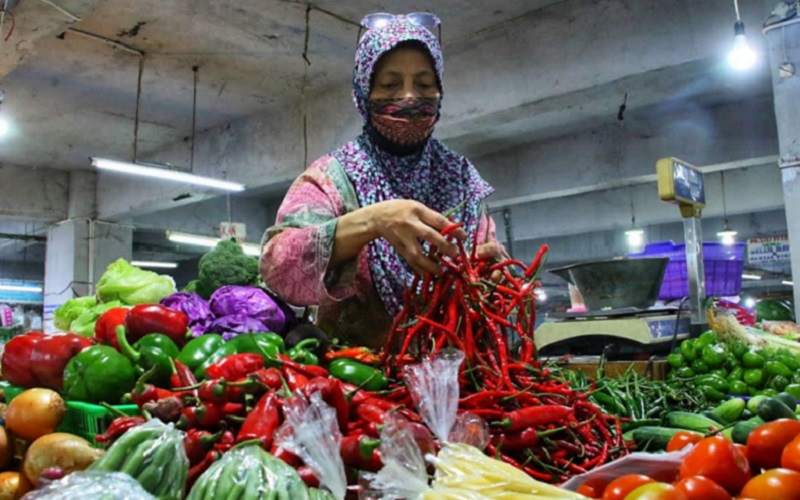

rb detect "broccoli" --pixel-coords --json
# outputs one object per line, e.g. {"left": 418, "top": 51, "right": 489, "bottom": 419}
{"left": 195, "top": 239, "right": 260, "bottom": 298}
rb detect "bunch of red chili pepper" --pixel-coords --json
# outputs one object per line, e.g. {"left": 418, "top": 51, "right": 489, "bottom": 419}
{"left": 381, "top": 224, "right": 630, "bottom": 482}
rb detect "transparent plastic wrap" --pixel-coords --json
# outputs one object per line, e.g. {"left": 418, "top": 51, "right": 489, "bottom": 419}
{"left": 22, "top": 471, "right": 155, "bottom": 500}
{"left": 187, "top": 443, "right": 310, "bottom": 500}
{"left": 275, "top": 391, "right": 347, "bottom": 499}
{"left": 403, "top": 349, "right": 464, "bottom": 442}
{"left": 89, "top": 419, "right": 188, "bottom": 500}
{"left": 560, "top": 448, "right": 692, "bottom": 492}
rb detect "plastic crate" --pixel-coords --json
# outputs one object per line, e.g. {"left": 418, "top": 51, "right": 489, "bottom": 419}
{"left": 630, "top": 240, "right": 746, "bottom": 300}
{"left": 0, "top": 383, "right": 139, "bottom": 447}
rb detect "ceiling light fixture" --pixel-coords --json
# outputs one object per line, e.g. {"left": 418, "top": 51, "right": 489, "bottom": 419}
{"left": 166, "top": 231, "right": 260, "bottom": 257}
{"left": 625, "top": 196, "right": 645, "bottom": 249}
{"left": 717, "top": 171, "right": 738, "bottom": 245}
{"left": 728, "top": 0, "right": 757, "bottom": 70}
{"left": 744, "top": 297, "right": 756, "bottom": 308}
{"left": 90, "top": 61, "right": 244, "bottom": 191}
{"left": 741, "top": 273, "right": 762, "bottom": 280}
{"left": 783, "top": 280, "right": 795, "bottom": 286}
{"left": 0, "top": 284, "right": 43, "bottom": 293}
{"left": 131, "top": 260, "right": 178, "bottom": 269}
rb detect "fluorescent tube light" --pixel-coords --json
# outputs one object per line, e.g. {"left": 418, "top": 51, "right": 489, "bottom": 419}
{"left": 167, "top": 231, "right": 260, "bottom": 257}
{"left": 92, "top": 158, "right": 245, "bottom": 192}
{"left": 742, "top": 274, "right": 762, "bottom": 280}
{"left": 0, "top": 284, "right": 43, "bottom": 293}
{"left": 783, "top": 280, "right": 794, "bottom": 286}
{"left": 131, "top": 261, "right": 178, "bottom": 269}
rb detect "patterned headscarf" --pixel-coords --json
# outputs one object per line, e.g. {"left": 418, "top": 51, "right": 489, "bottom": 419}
{"left": 332, "top": 17, "right": 494, "bottom": 316}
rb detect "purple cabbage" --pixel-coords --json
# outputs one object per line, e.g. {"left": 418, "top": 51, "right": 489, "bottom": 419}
{"left": 208, "top": 314, "right": 270, "bottom": 341}
{"left": 209, "top": 286, "right": 286, "bottom": 333}
{"left": 160, "top": 292, "right": 214, "bottom": 337}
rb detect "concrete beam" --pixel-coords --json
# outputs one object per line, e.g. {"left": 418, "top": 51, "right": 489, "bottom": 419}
{"left": 0, "top": 163, "right": 69, "bottom": 221}
{"left": 0, "top": 0, "right": 106, "bottom": 80}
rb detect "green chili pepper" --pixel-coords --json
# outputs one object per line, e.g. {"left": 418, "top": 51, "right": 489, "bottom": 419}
{"left": 701, "top": 344, "right": 727, "bottom": 368}
{"left": 729, "top": 380, "right": 750, "bottom": 396}
{"left": 667, "top": 353, "right": 685, "bottom": 369}
{"left": 743, "top": 351, "right": 766, "bottom": 369}
{"left": 63, "top": 345, "right": 136, "bottom": 404}
{"left": 116, "top": 327, "right": 175, "bottom": 387}
{"left": 287, "top": 339, "right": 320, "bottom": 365}
{"left": 777, "top": 354, "right": 800, "bottom": 371}
{"left": 744, "top": 368, "right": 765, "bottom": 388}
{"left": 784, "top": 383, "right": 800, "bottom": 400}
{"left": 731, "top": 341, "right": 749, "bottom": 360}
{"left": 680, "top": 339, "right": 699, "bottom": 362}
{"left": 328, "top": 359, "right": 388, "bottom": 391}
{"left": 728, "top": 367, "right": 745, "bottom": 382}
{"left": 765, "top": 361, "right": 793, "bottom": 378}
{"left": 675, "top": 367, "right": 695, "bottom": 378}
{"left": 696, "top": 331, "right": 718, "bottom": 349}
{"left": 691, "top": 359, "right": 710, "bottom": 375}
{"left": 177, "top": 334, "right": 225, "bottom": 372}
{"left": 701, "top": 385, "right": 725, "bottom": 402}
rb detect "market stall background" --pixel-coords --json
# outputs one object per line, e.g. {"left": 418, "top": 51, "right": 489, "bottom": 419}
{"left": 0, "top": 0, "right": 794, "bottom": 326}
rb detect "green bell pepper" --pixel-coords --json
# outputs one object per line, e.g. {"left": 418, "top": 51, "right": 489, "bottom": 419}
{"left": 728, "top": 367, "right": 745, "bottom": 382}
{"left": 691, "top": 359, "right": 710, "bottom": 375}
{"left": 177, "top": 334, "right": 225, "bottom": 372}
{"left": 329, "top": 359, "right": 388, "bottom": 391}
{"left": 765, "top": 361, "right": 793, "bottom": 378}
{"left": 729, "top": 380, "right": 750, "bottom": 396}
{"left": 287, "top": 339, "right": 320, "bottom": 365}
{"left": 743, "top": 351, "right": 766, "bottom": 369}
{"left": 785, "top": 383, "right": 800, "bottom": 400}
{"left": 63, "top": 345, "right": 135, "bottom": 404}
{"left": 696, "top": 331, "right": 718, "bottom": 349}
{"left": 701, "top": 344, "right": 727, "bottom": 368}
{"left": 667, "top": 352, "right": 685, "bottom": 369}
{"left": 675, "top": 367, "right": 695, "bottom": 378}
{"left": 134, "top": 333, "right": 180, "bottom": 359}
{"left": 731, "top": 341, "right": 749, "bottom": 360}
{"left": 680, "top": 339, "right": 699, "bottom": 362}
{"left": 777, "top": 354, "right": 800, "bottom": 372}
{"left": 116, "top": 328, "right": 175, "bottom": 387}
{"left": 744, "top": 368, "right": 765, "bottom": 388}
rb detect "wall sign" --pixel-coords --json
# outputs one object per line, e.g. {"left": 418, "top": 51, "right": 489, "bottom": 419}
{"left": 220, "top": 222, "right": 247, "bottom": 243}
{"left": 748, "top": 235, "right": 791, "bottom": 263}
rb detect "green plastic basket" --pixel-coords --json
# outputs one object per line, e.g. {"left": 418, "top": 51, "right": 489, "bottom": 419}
{"left": 0, "top": 382, "right": 139, "bottom": 447}
{"left": 61, "top": 401, "right": 139, "bottom": 447}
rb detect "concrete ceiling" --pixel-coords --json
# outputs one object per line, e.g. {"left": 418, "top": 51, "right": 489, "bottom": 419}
{"left": 0, "top": 0, "right": 561, "bottom": 171}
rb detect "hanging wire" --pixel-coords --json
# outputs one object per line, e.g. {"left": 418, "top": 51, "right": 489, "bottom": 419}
{"left": 133, "top": 55, "right": 145, "bottom": 163}
{"left": 0, "top": 0, "right": 15, "bottom": 42}
{"left": 226, "top": 193, "right": 232, "bottom": 225}
{"left": 191, "top": 66, "right": 199, "bottom": 172}
{"left": 733, "top": 0, "right": 741, "bottom": 21}
{"left": 301, "top": 5, "right": 311, "bottom": 169}
{"left": 721, "top": 171, "right": 729, "bottom": 225}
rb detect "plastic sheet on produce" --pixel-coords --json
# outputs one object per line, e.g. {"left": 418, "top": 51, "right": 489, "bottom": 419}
{"left": 22, "top": 471, "right": 156, "bottom": 500}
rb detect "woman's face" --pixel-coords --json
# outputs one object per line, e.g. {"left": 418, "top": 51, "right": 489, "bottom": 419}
{"left": 370, "top": 46, "right": 440, "bottom": 100}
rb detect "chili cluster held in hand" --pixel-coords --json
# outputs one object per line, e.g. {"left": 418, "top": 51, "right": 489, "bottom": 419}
{"left": 380, "top": 226, "right": 630, "bottom": 482}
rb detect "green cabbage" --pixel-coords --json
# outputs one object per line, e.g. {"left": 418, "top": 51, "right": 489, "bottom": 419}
{"left": 96, "top": 259, "right": 176, "bottom": 305}
{"left": 53, "top": 295, "right": 98, "bottom": 332}
{"left": 69, "top": 300, "right": 124, "bottom": 337}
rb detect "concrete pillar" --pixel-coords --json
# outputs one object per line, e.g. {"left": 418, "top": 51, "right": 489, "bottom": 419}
{"left": 763, "top": 5, "right": 800, "bottom": 319}
{"left": 42, "top": 171, "right": 132, "bottom": 331}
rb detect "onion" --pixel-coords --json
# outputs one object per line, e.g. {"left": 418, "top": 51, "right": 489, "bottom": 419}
{"left": 0, "top": 472, "right": 32, "bottom": 499}
{"left": 0, "top": 426, "right": 11, "bottom": 470}
{"left": 6, "top": 389, "right": 65, "bottom": 442}
{"left": 23, "top": 433, "right": 104, "bottom": 484}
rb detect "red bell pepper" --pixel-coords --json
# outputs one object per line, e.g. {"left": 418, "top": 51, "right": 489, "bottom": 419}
{"left": 1, "top": 331, "right": 92, "bottom": 390}
{"left": 236, "top": 390, "right": 280, "bottom": 448}
{"left": 125, "top": 304, "right": 189, "bottom": 347}
{"left": 94, "top": 307, "right": 129, "bottom": 349}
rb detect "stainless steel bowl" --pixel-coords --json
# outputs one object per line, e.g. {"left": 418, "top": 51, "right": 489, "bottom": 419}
{"left": 548, "top": 257, "right": 669, "bottom": 310}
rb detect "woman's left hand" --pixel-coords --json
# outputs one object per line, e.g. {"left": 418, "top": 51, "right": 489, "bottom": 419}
{"left": 476, "top": 241, "right": 509, "bottom": 282}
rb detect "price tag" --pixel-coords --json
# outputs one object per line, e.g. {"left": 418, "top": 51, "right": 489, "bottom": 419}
{"left": 219, "top": 222, "right": 247, "bottom": 243}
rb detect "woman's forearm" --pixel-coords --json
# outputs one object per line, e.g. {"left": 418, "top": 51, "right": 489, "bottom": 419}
{"left": 330, "top": 205, "right": 379, "bottom": 269}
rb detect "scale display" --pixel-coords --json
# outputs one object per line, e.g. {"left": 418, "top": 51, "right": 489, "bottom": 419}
{"left": 657, "top": 158, "right": 705, "bottom": 208}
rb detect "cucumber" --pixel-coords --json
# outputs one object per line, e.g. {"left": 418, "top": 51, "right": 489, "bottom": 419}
{"left": 701, "top": 410, "right": 726, "bottom": 425}
{"left": 757, "top": 398, "right": 798, "bottom": 422}
{"left": 741, "top": 409, "right": 753, "bottom": 420}
{"left": 632, "top": 426, "right": 685, "bottom": 452}
{"left": 666, "top": 411, "right": 721, "bottom": 433}
{"left": 710, "top": 398, "right": 746, "bottom": 424}
{"left": 776, "top": 392, "right": 797, "bottom": 410}
{"left": 732, "top": 420, "right": 763, "bottom": 444}
{"left": 747, "top": 395, "right": 768, "bottom": 414}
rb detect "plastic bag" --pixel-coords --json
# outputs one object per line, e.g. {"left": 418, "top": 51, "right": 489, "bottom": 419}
{"left": 96, "top": 259, "right": 176, "bottom": 305}
{"left": 403, "top": 349, "right": 464, "bottom": 442}
{"left": 89, "top": 419, "right": 188, "bottom": 500}
{"left": 188, "top": 444, "right": 310, "bottom": 500}
{"left": 22, "top": 471, "right": 155, "bottom": 499}
{"left": 276, "top": 392, "right": 347, "bottom": 499}
{"left": 561, "top": 448, "right": 692, "bottom": 492}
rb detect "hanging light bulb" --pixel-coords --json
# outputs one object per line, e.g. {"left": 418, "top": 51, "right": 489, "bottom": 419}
{"left": 728, "top": 0, "right": 756, "bottom": 71}
{"left": 0, "top": 117, "right": 8, "bottom": 138}
{"left": 717, "top": 225, "right": 738, "bottom": 245}
{"left": 625, "top": 227, "right": 645, "bottom": 248}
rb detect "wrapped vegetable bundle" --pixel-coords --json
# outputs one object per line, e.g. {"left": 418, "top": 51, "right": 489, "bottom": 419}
{"left": 90, "top": 420, "right": 188, "bottom": 499}
{"left": 187, "top": 444, "right": 311, "bottom": 500}
{"left": 22, "top": 471, "right": 155, "bottom": 500}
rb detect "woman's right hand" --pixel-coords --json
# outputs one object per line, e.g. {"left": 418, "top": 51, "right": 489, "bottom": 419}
{"left": 368, "top": 199, "right": 467, "bottom": 277}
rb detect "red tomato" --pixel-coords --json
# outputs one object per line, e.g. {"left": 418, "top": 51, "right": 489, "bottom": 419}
{"left": 739, "top": 468, "right": 800, "bottom": 500}
{"left": 781, "top": 434, "right": 800, "bottom": 473}
{"left": 666, "top": 431, "right": 703, "bottom": 453}
{"left": 578, "top": 477, "right": 608, "bottom": 498}
{"left": 602, "top": 474, "right": 654, "bottom": 500}
{"left": 622, "top": 482, "right": 687, "bottom": 500}
{"left": 679, "top": 436, "right": 751, "bottom": 494}
{"left": 746, "top": 419, "right": 800, "bottom": 471}
{"left": 674, "top": 476, "right": 732, "bottom": 500}
{"left": 733, "top": 443, "right": 759, "bottom": 476}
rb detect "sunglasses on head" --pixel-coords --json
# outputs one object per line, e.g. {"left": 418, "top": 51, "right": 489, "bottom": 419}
{"left": 357, "top": 12, "right": 442, "bottom": 42}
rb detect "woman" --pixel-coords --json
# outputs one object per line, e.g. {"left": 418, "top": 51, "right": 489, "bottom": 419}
{"left": 261, "top": 14, "right": 504, "bottom": 348}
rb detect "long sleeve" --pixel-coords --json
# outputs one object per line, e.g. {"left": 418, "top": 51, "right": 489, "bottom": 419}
{"left": 260, "top": 156, "right": 362, "bottom": 306}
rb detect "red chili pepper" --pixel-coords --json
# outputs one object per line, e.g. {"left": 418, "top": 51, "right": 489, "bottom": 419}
{"left": 340, "top": 433, "right": 381, "bottom": 465}
{"left": 197, "top": 379, "right": 228, "bottom": 405}
{"left": 205, "top": 353, "right": 264, "bottom": 380}
{"left": 490, "top": 428, "right": 542, "bottom": 451}
{"left": 301, "top": 377, "right": 349, "bottom": 434}
{"left": 249, "top": 368, "right": 283, "bottom": 389}
{"left": 325, "top": 347, "right": 380, "bottom": 365}
{"left": 125, "top": 303, "right": 189, "bottom": 347}
{"left": 496, "top": 405, "right": 573, "bottom": 431}
{"left": 94, "top": 307, "right": 129, "bottom": 349}
{"left": 297, "top": 465, "right": 320, "bottom": 488}
{"left": 270, "top": 444, "right": 302, "bottom": 467}
{"left": 95, "top": 416, "right": 146, "bottom": 444}
{"left": 185, "top": 450, "right": 220, "bottom": 494}
{"left": 173, "top": 360, "right": 198, "bottom": 388}
{"left": 284, "top": 368, "right": 309, "bottom": 392}
{"left": 236, "top": 390, "right": 280, "bottom": 448}
{"left": 1, "top": 331, "right": 92, "bottom": 390}
{"left": 214, "top": 429, "right": 236, "bottom": 453}
{"left": 524, "top": 244, "right": 549, "bottom": 278}
{"left": 277, "top": 354, "right": 329, "bottom": 378}
{"left": 130, "top": 382, "right": 180, "bottom": 407}
{"left": 184, "top": 429, "right": 213, "bottom": 465}
{"left": 356, "top": 403, "right": 387, "bottom": 425}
